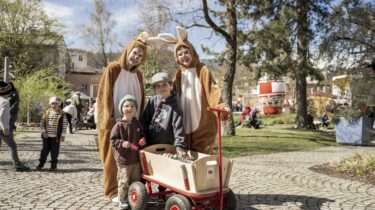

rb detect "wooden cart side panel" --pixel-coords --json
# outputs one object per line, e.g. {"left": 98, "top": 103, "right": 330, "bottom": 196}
{"left": 224, "top": 159, "right": 233, "bottom": 187}
{"left": 192, "top": 156, "right": 232, "bottom": 192}
{"left": 141, "top": 150, "right": 187, "bottom": 190}
{"left": 142, "top": 144, "right": 176, "bottom": 153}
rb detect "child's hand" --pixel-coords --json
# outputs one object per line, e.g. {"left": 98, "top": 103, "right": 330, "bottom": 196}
{"left": 122, "top": 141, "right": 130, "bottom": 148}
{"left": 3, "top": 129, "right": 10, "bottom": 136}
{"left": 60, "top": 136, "right": 65, "bottom": 142}
{"left": 176, "top": 147, "right": 188, "bottom": 159}
{"left": 220, "top": 106, "right": 231, "bottom": 120}
{"left": 42, "top": 132, "right": 48, "bottom": 139}
{"left": 139, "top": 137, "right": 146, "bottom": 146}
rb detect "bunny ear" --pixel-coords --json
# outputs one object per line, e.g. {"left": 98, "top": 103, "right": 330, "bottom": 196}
{"left": 137, "top": 31, "right": 149, "bottom": 43}
{"left": 158, "top": 33, "right": 178, "bottom": 44}
{"left": 176, "top": 26, "right": 188, "bottom": 41}
{"left": 145, "top": 37, "right": 165, "bottom": 46}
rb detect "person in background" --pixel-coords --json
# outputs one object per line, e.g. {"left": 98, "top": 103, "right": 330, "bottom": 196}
{"left": 306, "top": 111, "right": 315, "bottom": 129}
{"left": 71, "top": 92, "right": 83, "bottom": 123}
{"left": 37, "top": 96, "right": 68, "bottom": 171}
{"left": 87, "top": 102, "right": 96, "bottom": 129}
{"left": 249, "top": 108, "right": 261, "bottom": 129}
{"left": 110, "top": 95, "right": 146, "bottom": 209}
{"left": 235, "top": 106, "right": 251, "bottom": 127}
{"left": 321, "top": 112, "right": 330, "bottom": 129}
{"left": 63, "top": 100, "right": 77, "bottom": 134}
{"left": 236, "top": 100, "right": 243, "bottom": 112}
{"left": 0, "top": 81, "right": 30, "bottom": 171}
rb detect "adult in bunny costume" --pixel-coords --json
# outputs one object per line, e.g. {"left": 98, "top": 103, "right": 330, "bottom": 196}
{"left": 96, "top": 32, "right": 160, "bottom": 199}
{"left": 158, "top": 27, "right": 229, "bottom": 155}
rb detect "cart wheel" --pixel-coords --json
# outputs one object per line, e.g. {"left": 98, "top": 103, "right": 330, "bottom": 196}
{"left": 223, "top": 190, "right": 237, "bottom": 210}
{"left": 165, "top": 194, "right": 192, "bottom": 210}
{"left": 128, "top": 181, "right": 148, "bottom": 210}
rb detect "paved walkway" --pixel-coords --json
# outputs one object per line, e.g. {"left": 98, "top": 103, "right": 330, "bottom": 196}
{"left": 1, "top": 130, "right": 375, "bottom": 210}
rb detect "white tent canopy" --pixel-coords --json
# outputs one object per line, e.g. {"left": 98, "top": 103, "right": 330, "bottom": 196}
{"left": 71, "top": 91, "right": 91, "bottom": 100}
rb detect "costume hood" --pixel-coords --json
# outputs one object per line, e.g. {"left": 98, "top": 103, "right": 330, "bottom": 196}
{"left": 118, "top": 32, "right": 163, "bottom": 71}
{"left": 157, "top": 26, "right": 200, "bottom": 68}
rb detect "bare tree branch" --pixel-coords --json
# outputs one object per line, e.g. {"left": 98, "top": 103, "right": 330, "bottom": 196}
{"left": 201, "top": 0, "right": 231, "bottom": 42}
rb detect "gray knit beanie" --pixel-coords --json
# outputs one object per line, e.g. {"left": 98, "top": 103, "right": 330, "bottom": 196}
{"left": 119, "top": 95, "right": 138, "bottom": 114}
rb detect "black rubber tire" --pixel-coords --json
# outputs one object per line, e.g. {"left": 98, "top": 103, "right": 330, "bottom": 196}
{"left": 128, "top": 181, "right": 148, "bottom": 210}
{"left": 223, "top": 190, "right": 237, "bottom": 210}
{"left": 165, "top": 194, "right": 192, "bottom": 210}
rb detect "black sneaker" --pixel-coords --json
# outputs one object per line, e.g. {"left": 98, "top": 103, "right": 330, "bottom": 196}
{"left": 14, "top": 163, "right": 30, "bottom": 172}
{"left": 49, "top": 164, "right": 57, "bottom": 171}
{"left": 36, "top": 163, "right": 44, "bottom": 171}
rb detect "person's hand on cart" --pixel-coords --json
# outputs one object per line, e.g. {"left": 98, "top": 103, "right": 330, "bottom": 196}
{"left": 220, "top": 106, "right": 231, "bottom": 121}
{"left": 138, "top": 137, "right": 146, "bottom": 146}
{"left": 176, "top": 147, "right": 188, "bottom": 159}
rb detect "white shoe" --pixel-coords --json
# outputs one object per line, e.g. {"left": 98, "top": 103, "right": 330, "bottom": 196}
{"left": 111, "top": 196, "right": 119, "bottom": 203}
{"left": 119, "top": 201, "right": 129, "bottom": 209}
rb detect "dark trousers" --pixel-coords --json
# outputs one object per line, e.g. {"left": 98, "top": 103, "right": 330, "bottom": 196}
{"left": 65, "top": 113, "right": 73, "bottom": 133}
{"left": 1, "top": 119, "right": 20, "bottom": 164}
{"left": 39, "top": 137, "right": 60, "bottom": 165}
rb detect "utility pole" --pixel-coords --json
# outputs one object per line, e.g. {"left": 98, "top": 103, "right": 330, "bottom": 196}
{"left": 3, "top": 56, "right": 10, "bottom": 82}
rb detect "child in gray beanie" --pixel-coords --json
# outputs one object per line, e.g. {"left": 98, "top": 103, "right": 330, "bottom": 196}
{"left": 109, "top": 94, "right": 146, "bottom": 209}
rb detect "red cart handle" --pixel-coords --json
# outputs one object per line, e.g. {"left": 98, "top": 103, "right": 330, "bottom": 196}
{"left": 207, "top": 107, "right": 229, "bottom": 114}
{"left": 207, "top": 107, "right": 226, "bottom": 210}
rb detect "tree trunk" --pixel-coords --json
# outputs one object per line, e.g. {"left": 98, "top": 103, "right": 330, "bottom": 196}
{"left": 295, "top": 73, "right": 307, "bottom": 128}
{"left": 27, "top": 103, "right": 30, "bottom": 125}
{"left": 200, "top": 0, "right": 237, "bottom": 135}
{"left": 295, "top": 0, "right": 309, "bottom": 128}
{"left": 223, "top": 0, "right": 237, "bottom": 136}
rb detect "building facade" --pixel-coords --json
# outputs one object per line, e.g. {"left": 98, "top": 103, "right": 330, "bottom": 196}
{"left": 65, "top": 49, "right": 102, "bottom": 99}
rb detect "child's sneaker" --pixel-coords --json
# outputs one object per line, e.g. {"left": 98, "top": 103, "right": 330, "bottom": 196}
{"left": 111, "top": 196, "right": 119, "bottom": 203}
{"left": 49, "top": 163, "right": 57, "bottom": 171}
{"left": 36, "top": 163, "right": 44, "bottom": 171}
{"left": 118, "top": 201, "right": 129, "bottom": 209}
{"left": 14, "top": 162, "right": 30, "bottom": 172}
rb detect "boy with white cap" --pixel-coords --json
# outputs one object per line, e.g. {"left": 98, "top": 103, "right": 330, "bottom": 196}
{"left": 37, "top": 96, "right": 68, "bottom": 171}
{"left": 141, "top": 72, "right": 186, "bottom": 152}
{"left": 110, "top": 94, "right": 146, "bottom": 209}
{"left": 140, "top": 72, "right": 187, "bottom": 202}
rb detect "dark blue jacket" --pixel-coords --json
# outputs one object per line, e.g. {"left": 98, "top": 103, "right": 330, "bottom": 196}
{"left": 140, "top": 92, "right": 186, "bottom": 149}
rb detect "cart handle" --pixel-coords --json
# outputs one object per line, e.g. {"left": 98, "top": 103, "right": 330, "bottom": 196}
{"left": 206, "top": 107, "right": 226, "bottom": 210}
{"left": 207, "top": 107, "right": 229, "bottom": 114}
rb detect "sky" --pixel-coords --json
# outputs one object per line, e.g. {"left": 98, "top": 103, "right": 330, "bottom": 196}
{"left": 42, "top": 0, "right": 225, "bottom": 59}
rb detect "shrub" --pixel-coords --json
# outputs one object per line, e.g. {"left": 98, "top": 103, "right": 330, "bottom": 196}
{"left": 331, "top": 151, "right": 375, "bottom": 176}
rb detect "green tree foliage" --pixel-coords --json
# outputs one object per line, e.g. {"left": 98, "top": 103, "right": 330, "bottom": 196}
{"left": 0, "top": 0, "right": 62, "bottom": 77}
{"left": 240, "top": 5, "right": 297, "bottom": 79}
{"left": 14, "top": 66, "right": 70, "bottom": 123}
{"left": 239, "top": 0, "right": 330, "bottom": 128}
{"left": 320, "top": 0, "right": 375, "bottom": 72}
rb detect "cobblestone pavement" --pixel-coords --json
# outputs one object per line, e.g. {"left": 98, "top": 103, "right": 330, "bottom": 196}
{"left": 1, "top": 129, "right": 375, "bottom": 210}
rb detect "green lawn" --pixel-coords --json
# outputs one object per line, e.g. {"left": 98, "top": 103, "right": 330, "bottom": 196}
{"left": 214, "top": 125, "right": 337, "bottom": 157}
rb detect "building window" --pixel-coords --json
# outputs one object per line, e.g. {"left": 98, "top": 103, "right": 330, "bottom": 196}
{"left": 79, "top": 55, "right": 83, "bottom": 61}
{"left": 81, "top": 83, "right": 88, "bottom": 92}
